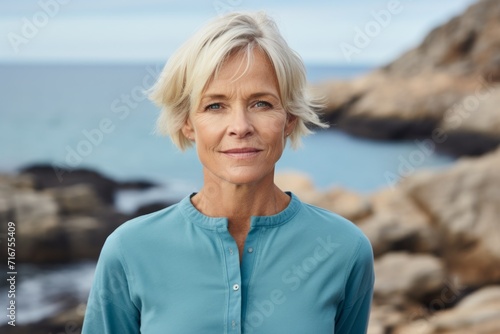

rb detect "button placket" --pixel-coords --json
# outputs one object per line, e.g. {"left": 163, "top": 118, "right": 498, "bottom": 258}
{"left": 218, "top": 227, "right": 242, "bottom": 334}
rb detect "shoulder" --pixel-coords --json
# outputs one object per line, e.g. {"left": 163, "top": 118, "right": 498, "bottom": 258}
{"left": 296, "top": 197, "right": 369, "bottom": 245}
{"left": 108, "top": 201, "right": 182, "bottom": 244}
{"left": 291, "top": 195, "right": 374, "bottom": 299}
{"left": 95, "top": 201, "right": 184, "bottom": 268}
{"left": 293, "top": 196, "right": 373, "bottom": 270}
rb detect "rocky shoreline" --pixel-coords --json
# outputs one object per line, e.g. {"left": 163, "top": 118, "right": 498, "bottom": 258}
{"left": 0, "top": 165, "right": 176, "bottom": 334}
{"left": 276, "top": 146, "right": 500, "bottom": 333}
{"left": 0, "top": 164, "right": 174, "bottom": 264}
{"left": 2, "top": 147, "right": 499, "bottom": 333}
{"left": 312, "top": 0, "right": 500, "bottom": 157}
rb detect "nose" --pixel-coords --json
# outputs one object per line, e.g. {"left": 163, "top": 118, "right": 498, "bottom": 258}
{"left": 227, "top": 106, "right": 254, "bottom": 138}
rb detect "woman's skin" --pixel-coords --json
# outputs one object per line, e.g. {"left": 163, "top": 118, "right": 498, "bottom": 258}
{"left": 182, "top": 47, "right": 297, "bottom": 261}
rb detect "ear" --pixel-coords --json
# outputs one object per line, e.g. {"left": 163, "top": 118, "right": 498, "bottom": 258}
{"left": 285, "top": 114, "right": 297, "bottom": 136}
{"left": 182, "top": 117, "right": 195, "bottom": 141}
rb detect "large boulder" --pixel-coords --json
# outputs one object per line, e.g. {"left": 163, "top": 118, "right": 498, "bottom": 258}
{"left": 47, "top": 184, "right": 102, "bottom": 215}
{"left": 403, "top": 147, "right": 500, "bottom": 287}
{"left": 368, "top": 304, "right": 406, "bottom": 334}
{"left": 0, "top": 183, "right": 64, "bottom": 262}
{"left": 0, "top": 172, "right": 130, "bottom": 263}
{"left": 20, "top": 164, "right": 157, "bottom": 206}
{"left": 440, "top": 85, "right": 500, "bottom": 135}
{"left": 374, "top": 252, "right": 445, "bottom": 306}
{"left": 20, "top": 164, "right": 119, "bottom": 204}
{"left": 0, "top": 173, "right": 36, "bottom": 190}
{"left": 358, "top": 187, "right": 438, "bottom": 257}
{"left": 11, "top": 191, "right": 60, "bottom": 236}
{"left": 394, "top": 285, "right": 500, "bottom": 334}
{"left": 311, "top": 0, "right": 500, "bottom": 156}
{"left": 386, "top": 0, "right": 500, "bottom": 79}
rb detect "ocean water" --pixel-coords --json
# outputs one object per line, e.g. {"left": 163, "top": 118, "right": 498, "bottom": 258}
{"left": 1, "top": 63, "right": 452, "bottom": 209}
{"left": 0, "top": 63, "right": 454, "bottom": 325}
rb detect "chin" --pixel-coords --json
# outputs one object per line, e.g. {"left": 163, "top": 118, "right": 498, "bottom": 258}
{"left": 220, "top": 167, "right": 273, "bottom": 185}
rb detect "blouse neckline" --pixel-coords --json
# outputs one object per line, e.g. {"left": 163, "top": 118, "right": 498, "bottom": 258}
{"left": 179, "top": 191, "right": 301, "bottom": 230}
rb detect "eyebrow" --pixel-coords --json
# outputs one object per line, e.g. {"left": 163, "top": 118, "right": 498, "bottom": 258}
{"left": 201, "top": 92, "right": 280, "bottom": 101}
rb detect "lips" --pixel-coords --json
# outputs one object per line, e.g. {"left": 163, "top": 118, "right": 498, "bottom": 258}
{"left": 222, "top": 147, "right": 262, "bottom": 154}
{"left": 221, "top": 147, "right": 263, "bottom": 158}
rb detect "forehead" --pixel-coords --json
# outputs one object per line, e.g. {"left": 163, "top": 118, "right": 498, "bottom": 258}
{"left": 204, "top": 47, "right": 279, "bottom": 93}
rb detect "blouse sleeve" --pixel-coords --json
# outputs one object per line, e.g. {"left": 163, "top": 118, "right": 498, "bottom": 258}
{"left": 82, "top": 232, "right": 140, "bottom": 334}
{"left": 335, "top": 235, "right": 375, "bottom": 334}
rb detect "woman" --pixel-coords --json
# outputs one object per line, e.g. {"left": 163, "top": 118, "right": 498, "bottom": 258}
{"left": 82, "top": 11, "right": 374, "bottom": 334}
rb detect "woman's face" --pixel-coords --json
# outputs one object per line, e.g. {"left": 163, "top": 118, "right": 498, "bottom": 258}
{"left": 183, "top": 48, "right": 296, "bottom": 186}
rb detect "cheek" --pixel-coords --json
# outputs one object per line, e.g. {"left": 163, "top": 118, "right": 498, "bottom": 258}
{"left": 193, "top": 116, "right": 223, "bottom": 145}
{"left": 257, "top": 114, "right": 288, "bottom": 154}
{"left": 258, "top": 113, "right": 287, "bottom": 136}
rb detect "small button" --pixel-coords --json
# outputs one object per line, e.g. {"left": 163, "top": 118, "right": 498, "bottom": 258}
{"left": 247, "top": 247, "right": 254, "bottom": 253}
{"left": 229, "top": 247, "right": 234, "bottom": 255}
{"left": 233, "top": 284, "right": 240, "bottom": 291}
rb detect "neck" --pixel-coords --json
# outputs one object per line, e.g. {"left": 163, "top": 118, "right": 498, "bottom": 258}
{"left": 190, "top": 170, "right": 290, "bottom": 234}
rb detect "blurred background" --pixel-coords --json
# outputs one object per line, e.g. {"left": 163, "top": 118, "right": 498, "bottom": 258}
{"left": 1, "top": 0, "right": 499, "bottom": 333}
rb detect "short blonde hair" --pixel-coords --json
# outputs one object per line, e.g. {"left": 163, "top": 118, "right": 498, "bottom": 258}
{"left": 148, "top": 11, "right": 329, "bottom": 151}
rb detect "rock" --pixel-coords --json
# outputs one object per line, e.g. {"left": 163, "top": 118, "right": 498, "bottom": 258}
{"left": 12, "top": 190, "right": 60, "bottom": 239}
{"left": 311, "top": 0, "right": 500, "bottom": 156}
{"left": 0, "top": 171, "right": 131, "bottom": 263}
{"left": 440, "top": 86, "right": 500, "bottom": 135}
{"left": 385, "top": 0, "right": 500, "bottom": 79}
{"left": 369, "top": 304, "right": 407, "bottom": 334}
{"left": 437, "top": 86, "right": 500, "bottom": 156}
{"left": 374, "top": 252, "right": 445, "bottom": 306}
{"left": 343, "top": 72, "right": 469, "bottom": 121}
{"left": 275, "top": 171, "right": 327, "bottom": 207}
{"left": 403, "top": 147, "right": 500, "bottom": 287}
{"left": 48, "top": 184, "right": 102, "bottom": 215}
{"left": 63, "top": 216, "right": 109, "bottom": 260}
{"left": 367, "top": 320, "right": 385, "bottom": 334}
{"left": 358, "top": 187, "right": 438, "bottom": 257}
{"left": 394, "top": 285, "right": 500, "bottom": 334}
{"left": 393, "top": 320, "right": 437, "bottom": 334}
{"left": 0, "top": 173, "right": 36, "bottom": 190}
{"left": 456, "top": 285, "right": 500, "bottom": 309}
{"left": 275, "top": 171, "right": 318, "bottom": 201}
{"left": 0, "top": 180, "right": 60, "bottom": 262}
{"left": 20, "top": 164, "right": 119, "bottom": 204}
{"left": 275, "top": 171, "right": 371, "bottom": 221}
{"left": 20, "top": 164, "right": 158, "bottom": 206}
{"left": 309, "top": 71, "right": 387, "bottom": 122}
{"left": 433, "top": 295, "right": 500, "bottom": 332}
{"left": 48, "top": 302, "right": 85, "bottom": 330}
{"left": 312, "top": 187, "right": 371, "bottom": 221}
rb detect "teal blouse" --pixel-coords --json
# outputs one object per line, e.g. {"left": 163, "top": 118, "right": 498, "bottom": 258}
{"left": 82, "top": 192, "right": 374, "bottom": 333}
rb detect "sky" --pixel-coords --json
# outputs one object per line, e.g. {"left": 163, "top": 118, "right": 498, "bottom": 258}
{"left": 0, "top": 0, "right": 478, "bottom": 66}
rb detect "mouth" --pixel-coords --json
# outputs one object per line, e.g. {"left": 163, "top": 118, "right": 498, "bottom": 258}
{"left": 220, "top": 147, "right": 263, "bottom": 159}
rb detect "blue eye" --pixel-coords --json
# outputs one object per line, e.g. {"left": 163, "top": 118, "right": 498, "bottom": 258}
{"left": 255, "top": 101, "right": 272, "bottom": 108}
{"left": 205, "top": 103, "right": 221, "bottom": 110}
